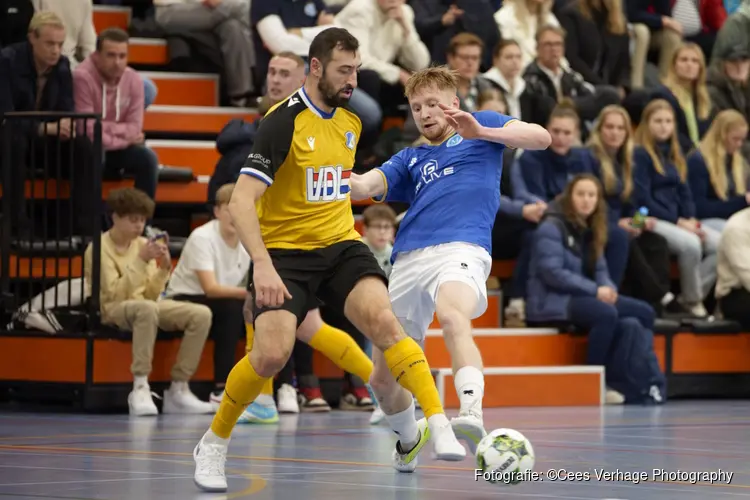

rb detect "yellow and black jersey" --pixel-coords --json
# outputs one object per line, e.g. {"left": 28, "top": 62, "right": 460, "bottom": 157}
{"left": 240, "top": 87, "right": 363, "bottom": 250}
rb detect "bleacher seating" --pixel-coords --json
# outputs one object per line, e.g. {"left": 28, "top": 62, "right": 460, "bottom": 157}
{"left": 2, "top": 4, "right": 750, "bottom": 413}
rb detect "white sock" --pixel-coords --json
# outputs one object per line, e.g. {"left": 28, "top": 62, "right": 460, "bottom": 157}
{"left": 385, "top": 399, "right": 420, "bottom": 450}
{"left": 255, "top": 393, "right": 275, "bottom": 407}
{"left": 134, "top": 376, "right": 148, "bottom": 390}
{"left": 427, "top": 413, "right": 451, "bottom": 434}
{"left": 507, "top": 298, "right": 524, "bottom": 310}
{"left": 661, "top": 292, "right": 675, "bottom": 306}
{"left": 454, "top": 366, "right": 484, "bottom": 415}
{"left": 170, "top": 380, "right": 187, "bottom": 392}
{"left": 203, "top": 429, "right": 230, "bottom": 446}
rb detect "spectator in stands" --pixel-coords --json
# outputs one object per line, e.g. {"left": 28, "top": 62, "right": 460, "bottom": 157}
{"left": 32, "top": 0, "right": 158, "bottom": 107}
{"left": 707, "top": 46, "right": 750, "bottom": 160}
{"left": 477, "top": 88, "right": 507, "bottom": 113}
{"left": 651, "top": 42, "right": 716, "bottom": 154}
{"left": 84, "top": 188, "right": 214, "bottom": 416}
{"left": 584, "top": 105, "right": 684, "bottom": 315}
{"left": 1, "top": 11, "right": 93, "bottom": 235}
{"left": 555, "top": 0, "right": 632, "bottom": 93}
{"left": 209, "top": 51, "right": 306, "bottom": 206}
{"left": 523, "top": 25, "right": 621, "bottom": 125}
{"left": 483, "top": 39, "right": 555, "bottom": 126}
{"left": 335, "top": 0, "right": 431, "bottom": 114}
{"left": 163, "top": 184, "right": 249, "bottom": 407}
{"left": 0, "top": 0, "right": 34, "bottom": 48}
{"left": 513, "top": 103, "right": 631, "bottom": 286}
{"left": 494, "top": 0, "right": 561, "bottom": 69}
{"left": 633, "top": 99, "right": 720, "bottom": 316}
{"left": 716, "top": 206, "right": 750, "bottom": 327}
{"left": 444, "top": 33, "right": 494, "bottom": 113}
{"left": 73, "top": 28, "right": 159, "bottom": 201}
{"left": 687, "top": 109, "right": 750, "bottom": 230}
{"left": 711, "top": 0, "right": 750, "bottom": 63}
{"left": 409, "top": 0, "right": 499, "bottom": 70}
{"left": 526, "top": 173, "right": 658, "bottom": 404}
{"left": 626, "top": 0, "right": 684, "bottom": 81}
{"left": 251, "top": 0, "right": 334, "bottom": 83}
{"left": 153, "top": 0, "right": 254, "bottom": 107}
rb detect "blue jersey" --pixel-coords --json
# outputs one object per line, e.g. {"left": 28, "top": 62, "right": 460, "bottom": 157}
{"left": 374, "top": 110, "right": 515, "bottom": 260}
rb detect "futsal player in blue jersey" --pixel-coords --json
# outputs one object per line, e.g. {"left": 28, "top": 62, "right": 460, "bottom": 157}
{"left": 350, "top": 66, "right": 551, "bottom": 471}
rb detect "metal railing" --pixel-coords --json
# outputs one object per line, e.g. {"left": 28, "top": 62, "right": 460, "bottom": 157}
{"left": 0, "top": 112, "right": 103, "bottom": 332}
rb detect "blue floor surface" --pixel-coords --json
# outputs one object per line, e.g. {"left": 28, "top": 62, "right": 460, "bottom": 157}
{"left": 0, "top": 401, "right": 748, "bottom": 499}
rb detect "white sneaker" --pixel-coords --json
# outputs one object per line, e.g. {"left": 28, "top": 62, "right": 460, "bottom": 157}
{"left": 605, "top": 388, "right": 625, "bottom": 405}
{"left": 209, "top": 390, "right": 223, "bottom": 411}
{"left": 277, "top": 384, "right": 300, "bottom": 414}
{"left": 193, "top": 432, "right": 228, "bottom": 492}
{"left": 451, "top": 411, "right": 486, "bottom": 455}
{"left": 430, "top": 416, "right": 467, "bottom": 461}
{"left": 163, "top": 382, "right": 215, "bottom": 414}
{"left": 128, "top": 385, "right": 159, "bottom": 416}
{"left": 391, "top": 418, "right": 430, "bottom": 473}
{"left": 370, "top": 407, "right": 385, "bottom": 425}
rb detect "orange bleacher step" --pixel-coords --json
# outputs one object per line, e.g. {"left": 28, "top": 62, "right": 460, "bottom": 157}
{"left": 147, "top": 140, "right": 218, "bottom": 178}
{"left": 437, "top": 366, "right": 605, "bottom": 408}
{"left": 145, "top": 105, "right": 258, "bottom": 134}
{"left": 129, "top": 38, "right": 168, "bottom": 66}
{"left": 140, "top": 72, "right": 220, "bottom": 107}
{"left": 92, "top": 5, "right": 130, "bottom": 33}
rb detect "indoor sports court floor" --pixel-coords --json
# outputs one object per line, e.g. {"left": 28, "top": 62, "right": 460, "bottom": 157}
{"left": 0, "top": 401, "right": 748, "bottom": 500}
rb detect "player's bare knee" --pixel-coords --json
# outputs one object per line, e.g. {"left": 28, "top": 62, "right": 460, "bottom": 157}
{"left": 252, "top": 312, "right": 297, "bottom": 376}
{"left": 437, "top": 307, "right": 472, "bottom": 338}
{"left": 368, "top": 307, "right": 403, "bottom": 349}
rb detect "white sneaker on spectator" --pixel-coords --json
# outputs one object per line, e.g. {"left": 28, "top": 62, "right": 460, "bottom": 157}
{"left": 605, "top": 388, "right": 625, "bottom": 405}
{"left": 209, "top": 390, "right": 223, "bottom": 411}
{"left": 128, "top": 384, "right": 159, "bottom": 416}
{"left": 277, "top": 384, "right": 300, "bottom": 414}
{"left": 163, "top": 381, "right": 215, "bottom": 414}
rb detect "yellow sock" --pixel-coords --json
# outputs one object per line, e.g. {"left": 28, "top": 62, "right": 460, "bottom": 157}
{"left": 211, "top": 356, "right": 269, "bottom": 439}
{"left": 383, "top": 337, "right": 444, "bottom": 418}
{"left": 245, "top": 323, "right": 274, "bottom": 396}
{"left": 308, "top": 323, "right": 373, "bottom": 382}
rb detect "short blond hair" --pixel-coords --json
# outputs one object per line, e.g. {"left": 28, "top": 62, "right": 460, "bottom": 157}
{"left": 404, "top": 66, "right": 458, "bottom": 99}
{"left": 28, "top": 11, "right": 65, "bottom": 36}
{"left": 215, "top": 183, "right": 235, "bottom": 207}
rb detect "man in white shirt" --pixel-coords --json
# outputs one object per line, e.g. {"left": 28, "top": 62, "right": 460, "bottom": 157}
{"left": 716, "top": 207, "right": 750, "bottom": 328}
{"left": 165, "top": 183, "right": 250, "bottom": 403}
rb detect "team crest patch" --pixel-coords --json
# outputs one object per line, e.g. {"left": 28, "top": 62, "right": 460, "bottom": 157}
{"left": 446, "top": 135, "right": 463, "bottom": 147}
{"left": 345, "top": 131, "right": 356, "bottom": 150}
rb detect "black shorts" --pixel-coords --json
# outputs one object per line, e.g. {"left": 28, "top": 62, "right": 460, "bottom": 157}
{"left": 248, "top": 240, "right": 387, "bottom": 327}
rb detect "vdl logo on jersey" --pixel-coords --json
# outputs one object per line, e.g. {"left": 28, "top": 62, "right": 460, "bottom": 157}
{"left": 306, "top": 165, "right": 351, "bottom": 202}
{"left": 415, "top": 159, "right": 454, "bottom": 193}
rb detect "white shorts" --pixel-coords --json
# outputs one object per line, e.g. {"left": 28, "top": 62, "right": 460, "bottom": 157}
{"left": 388, "top": 242, "right": 492, "bottom": 344}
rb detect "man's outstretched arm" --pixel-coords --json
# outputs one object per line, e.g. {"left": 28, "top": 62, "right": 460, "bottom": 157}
{"left": 350, "top": 170, "right": 386, "bottom": 200}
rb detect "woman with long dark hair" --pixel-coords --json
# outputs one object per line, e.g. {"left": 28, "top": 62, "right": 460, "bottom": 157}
{"left": 526, "top": 174, "right": 662, "bottom": 403}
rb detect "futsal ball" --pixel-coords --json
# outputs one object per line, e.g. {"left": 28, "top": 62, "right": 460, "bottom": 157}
{"left": 475, "top": 428, "right": 535, "bottom": 486}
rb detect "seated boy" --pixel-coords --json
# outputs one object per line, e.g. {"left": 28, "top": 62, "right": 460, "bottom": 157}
{"left": 84, "top": 188, "right": 215, "bottom": 416}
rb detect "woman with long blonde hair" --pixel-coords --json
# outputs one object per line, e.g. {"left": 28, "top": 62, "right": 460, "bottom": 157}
{"left": 633, "top": 99, "right": 721, "bottom": 317}
{"left": 687, "top": 109, "right": 750, "bottom": 231}
{"left": 494, "top": 0, "right": 560, "bottom": 68}
{"left": 651, "top": 42, "right": 715, "bottom": 154}
{"left": 585, "top": 105, "right": 683, "bottom": 314}
{"left": 526, "top": 174, "right": 662, "bottom": 404}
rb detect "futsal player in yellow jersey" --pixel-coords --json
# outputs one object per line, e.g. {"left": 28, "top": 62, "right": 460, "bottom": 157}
{"left": 193, "top": 28, "right": 465, "bottom": 492}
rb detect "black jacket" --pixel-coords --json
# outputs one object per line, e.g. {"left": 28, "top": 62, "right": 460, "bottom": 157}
{"left": 555, "top": 1, "right": 631, "bottom": 88}
{"left": 208, "top": 118, "right": 260, "bottom": 206}
{"left": 0, "top": 0, "right": 33, "bottom": 48}
{"left": 523, "top": 61, "right": 595, "bottom": 101}
{"left": 409, "top": 0, "right": 499, "bottom": 71}
{"left": 0, "top": 41, "right": 74, "bottom": 133}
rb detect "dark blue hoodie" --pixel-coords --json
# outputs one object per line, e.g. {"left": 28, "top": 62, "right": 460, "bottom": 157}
{"left": 207, "top": 118, "right": 260, "bottom": 206}
{"left": 511, "top": 147, "right": 592, "bottom": 204}
{"left": 580, "top": 147, "right": 636, "bottom": 227}
{"left": 686, "top": 150, "right": 748, "bottom": 220}
{"left": 633, "top": 142, "right": 696, "bottom": 223}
